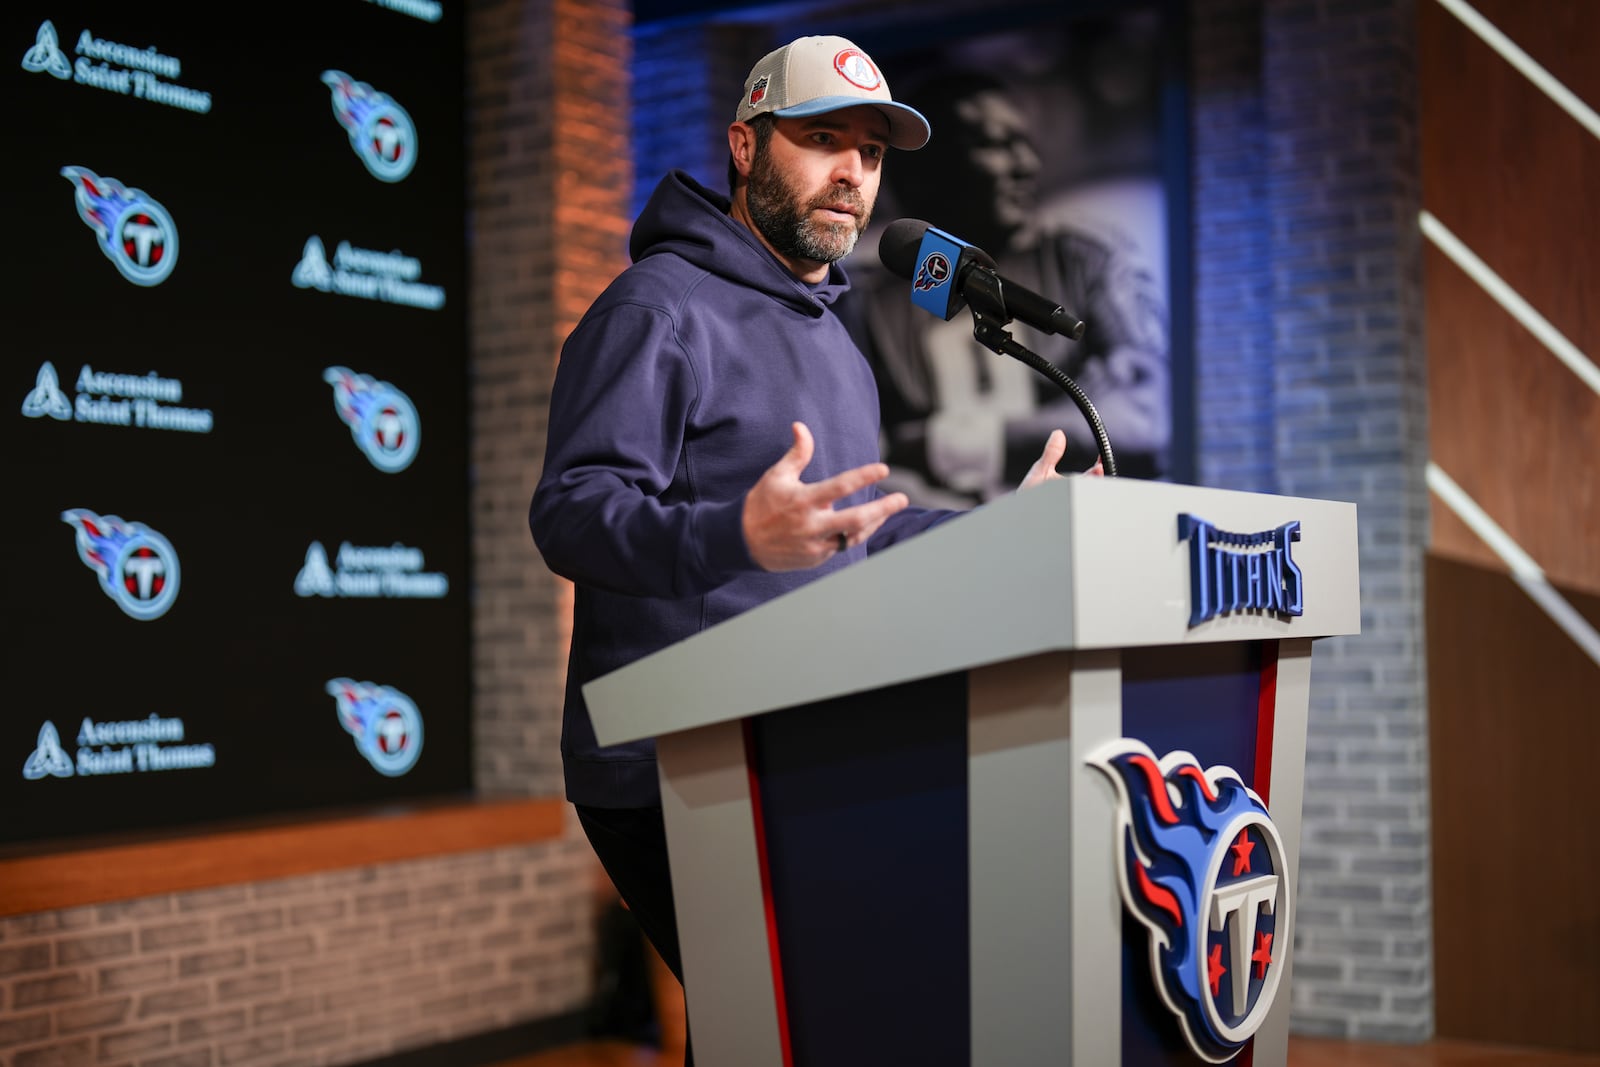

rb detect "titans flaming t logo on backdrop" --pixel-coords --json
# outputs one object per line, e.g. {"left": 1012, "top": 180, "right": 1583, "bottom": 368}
{"left": 326, "top": 678, "right": 423, "bottom": 776}
{"left": 1087, "top": 740, "right": 1291, "bottom": 1062}
{"left": 60, "top": 509, "right": 181, "bottom": 620}
{"left": 323, "top": 366, "right": 420, "bottom": 473}
{"left": 321, "top": 70, "right": 417, "bottom": 182}
{"left": 60, "top": 166, "right": 179, "bottom": 286}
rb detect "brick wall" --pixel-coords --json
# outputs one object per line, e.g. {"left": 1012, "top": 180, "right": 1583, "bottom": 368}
{"left": 1192, "top": 0, "right": 1433, "bottom": 1042}
{"left": 0, "top": 845, "right": 600, "bottom": 1067}
{"left": 1192, "top": 0, "right": 1275, "bottom": 495}
{"left": 0, "top": 1, "right": 635, "bottom": 1064}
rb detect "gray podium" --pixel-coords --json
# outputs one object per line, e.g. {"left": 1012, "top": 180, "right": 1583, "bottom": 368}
{"left": 585, "top": 476, "right": 1360, "bottom": 1067}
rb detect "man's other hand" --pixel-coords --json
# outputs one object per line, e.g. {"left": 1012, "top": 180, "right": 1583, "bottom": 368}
{"left": 743, "top": 422, "right": 909, "bottom": 571}
{"left": 1019, "top": 429, "right": 1104, "bottom": 491}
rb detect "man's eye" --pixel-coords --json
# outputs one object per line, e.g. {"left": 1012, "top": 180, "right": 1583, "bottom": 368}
{"left": 864, "top": 145, "right": 884, "bottom": 160}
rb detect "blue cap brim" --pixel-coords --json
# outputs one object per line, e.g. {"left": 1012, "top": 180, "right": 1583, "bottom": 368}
{"left": 772, "top": 95, "right": 931, "bottom": 151}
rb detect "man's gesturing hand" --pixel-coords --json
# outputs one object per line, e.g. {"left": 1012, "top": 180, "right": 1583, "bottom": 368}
{"left": 743, "top": 422, "right": 909, "bottom": 572}
{"left": 1019, "top": 429, "right": 1104, "bottom": 490}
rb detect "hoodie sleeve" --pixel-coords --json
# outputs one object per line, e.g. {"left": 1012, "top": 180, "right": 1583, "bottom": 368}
{"left": 866, "top": 494, "right": 962, "bottom": 554}
{"left": 530, "top": 300, "right": 755, "bottom": 598}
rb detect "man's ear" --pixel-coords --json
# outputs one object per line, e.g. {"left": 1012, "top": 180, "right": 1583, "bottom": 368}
{"left": 728, "top": 121, "right": 756, "bottom": 180}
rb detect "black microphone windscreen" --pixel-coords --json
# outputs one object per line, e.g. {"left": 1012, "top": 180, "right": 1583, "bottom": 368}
{"left": 878, "top": 218, "right": 932, "bottom": 279}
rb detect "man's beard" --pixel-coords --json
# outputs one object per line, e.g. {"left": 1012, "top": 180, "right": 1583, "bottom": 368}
{"left": 746, "top": 146, "right": 870, "bottom": 266}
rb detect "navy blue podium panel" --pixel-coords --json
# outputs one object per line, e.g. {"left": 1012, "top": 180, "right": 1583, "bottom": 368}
{"left": 1118, "top": 641, "right": 1277, "bottom": 1066}
{"left": 1122, "top": 642, "right": 1267, "bottom": 781}
{"left": 747, "top": 672, "right": 970, "bottom": 1067}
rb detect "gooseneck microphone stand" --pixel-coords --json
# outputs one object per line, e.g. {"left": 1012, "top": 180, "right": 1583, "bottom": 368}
{"left": 961, "top": 269, "right": 1119, "bottom": 478}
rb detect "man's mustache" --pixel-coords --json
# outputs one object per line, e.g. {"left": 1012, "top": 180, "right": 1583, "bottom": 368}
{"left": 807, "top": 190, "right": 869, "bottom": 223}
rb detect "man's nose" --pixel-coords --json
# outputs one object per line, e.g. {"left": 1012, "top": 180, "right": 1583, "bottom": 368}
{"left": 833, "top": 151, "right": 865, "bottom": 186}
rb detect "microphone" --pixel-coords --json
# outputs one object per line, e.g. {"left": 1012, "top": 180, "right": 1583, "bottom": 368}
{"left": 878, "top": 218, "right": 1087, "bottom": 340}
{"left": 877, "top": 217, "right": 1117, "bottom": 477}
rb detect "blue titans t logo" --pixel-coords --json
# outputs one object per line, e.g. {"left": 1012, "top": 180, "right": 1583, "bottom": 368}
{"left": 1088, "top": 740, "right": 1291, "bottom": 1062}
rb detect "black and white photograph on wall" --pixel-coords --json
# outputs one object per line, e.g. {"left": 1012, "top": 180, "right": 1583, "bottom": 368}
{"left": 840, "top": 5, "right": 1185, "bottom": 505}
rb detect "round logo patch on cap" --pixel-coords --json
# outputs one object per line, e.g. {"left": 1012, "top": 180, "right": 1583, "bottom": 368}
{"left": 833, "top": 48, "right": 881, "bottom": 90}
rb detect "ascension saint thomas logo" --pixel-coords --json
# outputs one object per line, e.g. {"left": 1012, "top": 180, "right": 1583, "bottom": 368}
{"left": 21, "top": 20, "right": 72, "bottom": 79}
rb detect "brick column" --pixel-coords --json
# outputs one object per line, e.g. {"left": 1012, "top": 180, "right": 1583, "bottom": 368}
{"left": 1192, "top": 0, "right": 1276, "bottom": 494}
{"left": 470, "top": 0, "right": 563, "bottom": 798}
{"left": 471, "top": 0, "right": 633, "bottom": 798}
{"left": 1194, "top": 0, "right": 1433, "bottom": 1042}
{"left": 1267, "top": 0, "right": 1431, "bottom": 1042}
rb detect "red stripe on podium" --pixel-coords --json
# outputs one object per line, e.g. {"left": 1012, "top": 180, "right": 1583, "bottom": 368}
{"left": 1237, "top": 639, "right": 1281, "bottom": 1067}
{"left": 741, "top": 718, "right": 795, "bottom": 1067}
{"left": 1253, "top": 641, "right": 1280, "bottom": 806}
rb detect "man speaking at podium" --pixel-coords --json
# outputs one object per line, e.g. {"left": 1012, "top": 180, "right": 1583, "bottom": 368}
{"left": 529, "top": 34, "right": 1082, "bottom": 1058}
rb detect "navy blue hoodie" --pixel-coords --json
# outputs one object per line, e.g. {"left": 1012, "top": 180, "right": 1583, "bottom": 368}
{"left": 530, "top": 171, "right": 953, "bottom": 808}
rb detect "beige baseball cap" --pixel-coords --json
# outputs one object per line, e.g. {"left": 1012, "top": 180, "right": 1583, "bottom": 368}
{"left": 735, "top": 35, "right": 931, "bottom": 151}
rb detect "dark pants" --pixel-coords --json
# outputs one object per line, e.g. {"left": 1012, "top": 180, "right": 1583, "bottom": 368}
{"left": 575, "top": 804, "right": 693, "bottom": 1066}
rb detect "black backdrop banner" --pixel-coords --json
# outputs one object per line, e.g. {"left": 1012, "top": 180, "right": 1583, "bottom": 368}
{"left": 3, "top": 0, "right": 471, "bottom": 847}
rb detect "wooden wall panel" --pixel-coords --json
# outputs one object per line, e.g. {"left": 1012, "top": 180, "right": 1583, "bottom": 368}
{"left": 1427, "top": 474, "right": 1498, "bottom": 575}
{"left": 1469, "top": 0, "right": 1600, "bottom": 115}
{"left": 1420, "top": 1, "right": 1600, "bottom": 1051}
{"left": 1419, "top": 1, "right": 1600, "bottom": 370}
{"left": 1419, "top": 0, "right": 1600, "bottom": 594}
{"left": 1423, "top": 243, "right": 1600, "bottom": 587}
{"left": 1426, "top": 554, "right": 1600, "bottom": 1054}
{"left": 0, "top": 796, "right": 565, "bottom": 917}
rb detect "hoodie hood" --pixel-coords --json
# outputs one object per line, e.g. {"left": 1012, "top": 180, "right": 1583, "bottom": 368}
{"left": 628, "top": 170, "right": 852, "bottom": 315}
